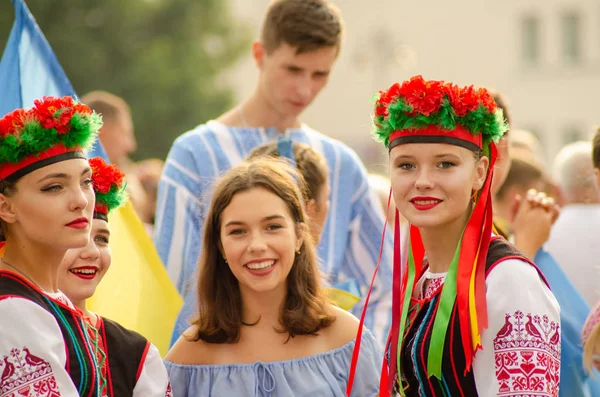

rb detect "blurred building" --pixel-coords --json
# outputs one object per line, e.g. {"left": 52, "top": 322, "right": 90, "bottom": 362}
{"left": 227, "top": 0, "right": 600, "bottom": 170}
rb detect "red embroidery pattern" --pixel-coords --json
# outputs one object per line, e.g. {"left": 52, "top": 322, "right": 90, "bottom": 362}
{"left": 424, "top": 276, "right": 444, "bottom": 299}
{"left": 0, "top": 347, "right": 61, "bottom": 396}
{"left": 165, "top": 382, "right": 173, "bottom": 397}
{"left": 494, "top": 310, "right": 560, "bottom": 397}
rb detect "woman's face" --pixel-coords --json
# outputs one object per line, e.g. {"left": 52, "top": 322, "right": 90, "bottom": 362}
{"left": 57, "top": 218, "right": 111, "bottom": 305}
{"left": 220, "top": 187, "right": 303, "bottom": 296}
{"left": 0, "top": 158, "right": 95, "bottom": 250}
{"left": 389, "top": 143, "right": 488, "bottom": 231}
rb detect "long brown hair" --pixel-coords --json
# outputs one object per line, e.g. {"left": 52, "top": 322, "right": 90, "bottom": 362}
{"left": 191, "top": 158, "right": 334, "bottom": 344}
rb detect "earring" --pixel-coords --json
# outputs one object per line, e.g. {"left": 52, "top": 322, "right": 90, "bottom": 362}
{"left": 296, "top": 249, "right": 301, "bottom": 255}
{"left": 471, "top": 190, "right": 478, "bottom": 203}
{"left": 223, "top": 257, "right": 228, "bottom": 263}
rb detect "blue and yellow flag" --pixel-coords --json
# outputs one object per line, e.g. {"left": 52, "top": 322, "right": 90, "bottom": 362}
{"left": 0, "top": 0, "right": 182, "bottom": 356}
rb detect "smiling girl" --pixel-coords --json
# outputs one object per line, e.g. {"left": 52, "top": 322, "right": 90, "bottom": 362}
{"left": 57, "top": 157, "right": 172, "bottom": 397}
{"left": 165, "top": 158, "right": 381, "bottom": 396}
{"left": 0, "top": 97, "right": 102, "bottom": 395}
{"left": 352, "top": 77, "right": 561, "bottom": 397}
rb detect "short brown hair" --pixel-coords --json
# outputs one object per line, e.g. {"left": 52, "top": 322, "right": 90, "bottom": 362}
{"left": 248, "top": 142, "right": 328, "bottom": 206}
{"left": 80, "top": 91, "right": 130, "bottom": 124}
{"left": 191, "top": 158, "right": 334, "bottom": 344}
{"left": 592, "top": 127, "right": 600, "bottom": 169}
{"left": 495, "top": 156, "right": 545, "bottom": 200}
{"left": 261, "top": 0, "right": 343, "bottom": 54}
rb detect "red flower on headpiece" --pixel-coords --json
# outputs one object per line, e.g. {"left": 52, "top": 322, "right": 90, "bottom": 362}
{"left": 398, "top": 75, "right": 444, "bottom": 116}
{"left": 445, "top": 84, "right": 480, "bottom": 117}
{"left": 374, "top": 82, "right": 402, "bottom": 118}
{"left": 374, "top": 99, "right": 387, "bottom": 118}
{"left": 72, "top": 102, "right": 92, "bottom": 115}
{"left": 477, "top": 88, "right": 497, "bottom": 113}
{"left": 0, "top": 108, "right": 30, "bottom": 137}
{"left": 379, "top": 83, "right": 401, "bottom": 106}
{"left": 33, "top": 96, "right": 76, "bottom": 134}
{"left": 89, "top": 157, "right": 125, "bottom": 194}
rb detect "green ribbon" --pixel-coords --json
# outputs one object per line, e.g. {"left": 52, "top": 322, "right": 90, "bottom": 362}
{"left": 426, "top": 234, "right": 464, "bottom": 378}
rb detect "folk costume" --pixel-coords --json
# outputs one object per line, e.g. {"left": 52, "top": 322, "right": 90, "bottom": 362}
{"left": 0, "top": 97, "right": 102, "bottom": 396}
{"left": 347, "top": 76, "right": 561, "bottom": 397}
{"left": 82, "top": 157, "right": 172, "bottom": 397}
{"left": 496, "top": 219, "right": 600, "bottom": 396}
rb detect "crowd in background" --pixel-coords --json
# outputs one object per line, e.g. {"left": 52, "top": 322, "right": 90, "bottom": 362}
{"left": 84, "top": 72, "right": 600, "bottom": 397}
{"left": 3, "top": 0, "right": 598, "bottom": 395}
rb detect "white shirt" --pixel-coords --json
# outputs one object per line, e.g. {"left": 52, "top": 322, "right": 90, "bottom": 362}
{"left": 545, "top": 204, "right": 600, "bottom": 306}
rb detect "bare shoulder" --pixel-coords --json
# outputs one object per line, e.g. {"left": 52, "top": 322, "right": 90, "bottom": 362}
{"left": 164, "top": 326, "right": 214, "bottom": 365}
{"left": 322, "top": 305, "right": 361, "bottom": 349}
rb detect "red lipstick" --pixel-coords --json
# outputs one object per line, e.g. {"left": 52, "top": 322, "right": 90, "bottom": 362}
{"left": 410, "top": 196, "right": 442, "bottom": 211}
{"left": 66, "top": 217, "right": 89, "bottom": 229}
{"left": 69, "top": 266, "right": 98, "bottom": 280}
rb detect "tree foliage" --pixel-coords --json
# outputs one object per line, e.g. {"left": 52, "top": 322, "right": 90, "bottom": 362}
{"left": 0, "top": 0, "right": 251, "bottom": 160}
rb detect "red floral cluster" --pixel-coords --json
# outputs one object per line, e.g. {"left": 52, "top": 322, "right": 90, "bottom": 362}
{"left": 375, "top": 82, "right": 401, "bottom": 117}
{"left": 89, "top": 157, "right": 125, "bottom": 194}
{"left": 375, "top": 75, "right": 498, "bottom": 118}
{"left": 398, "top": 76, "right": 444, "bottom": 116}
{"left": 33, "top": 96, "right": 92, "bottom": 134}
{"left": 0, "top": 108, "right": 30, "bottom": 137}
{"left": 0, "top": 96, "right": 93, "bottom": 138}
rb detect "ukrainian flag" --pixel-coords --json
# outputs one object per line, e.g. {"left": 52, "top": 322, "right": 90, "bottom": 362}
{"left": 0, "top": 0, "right": 182, "bottom": 356}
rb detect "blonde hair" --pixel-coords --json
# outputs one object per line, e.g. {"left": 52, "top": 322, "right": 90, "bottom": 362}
{"left": 582, "top": 302, "right": 600, "bottom": 373}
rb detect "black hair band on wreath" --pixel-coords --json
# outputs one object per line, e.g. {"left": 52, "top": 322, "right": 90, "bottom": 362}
{"left": 93, "top": 212, "right": 109, "bottom": 222}
{"left": 3, "top": 151, "right": 87, "bottom": 183}
{"left": 388, "top": 135, "right": 481, "bottom": 153}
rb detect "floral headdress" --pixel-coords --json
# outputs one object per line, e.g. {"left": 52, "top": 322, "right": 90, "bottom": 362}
{"left": 347, "top": 76, "right": 509, "bottom": 397}
{"left": 373, "top": 75, "right": 507, "bottom": 152}
{"left": 0, "top": 96, "right": 101, "bottom": 181}
{"left": 89, "top": 157, "right": 127, "bottom": 222}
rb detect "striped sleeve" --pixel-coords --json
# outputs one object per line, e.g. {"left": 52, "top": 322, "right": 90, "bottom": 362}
{"left": 342, "top": 149, "right": 393, "bottom": 349}
{"left": 154, "top": 138, "right": 205, "bottom": 297}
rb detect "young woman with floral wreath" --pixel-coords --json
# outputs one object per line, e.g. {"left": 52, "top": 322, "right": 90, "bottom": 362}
{"left": 0, "top": 97, "right": 102, "bottom": 396}
{"left": 347, "top": 76, "right": 561, "bottom": 397}
{"left": 57, "top": 157, "right": 172, "bottom": 397}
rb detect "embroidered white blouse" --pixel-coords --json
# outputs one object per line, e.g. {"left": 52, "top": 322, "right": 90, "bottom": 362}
{"left": 411, "top": 258, "right": 561, "bottom": 396}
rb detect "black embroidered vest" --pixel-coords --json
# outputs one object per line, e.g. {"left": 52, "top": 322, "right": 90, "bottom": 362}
{"left": 0, "top": 271, "right": 100, "bottom": 397}
{"left": 100, "top": 316, "right": 150, "bottom": 396}
{"left": 397, "top": 237, "right": 532, "bottom": 396}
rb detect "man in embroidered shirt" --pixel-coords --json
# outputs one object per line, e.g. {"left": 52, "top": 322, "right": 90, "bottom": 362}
{"left": 154, "top": 0, "right": 392, "bottom": 347}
